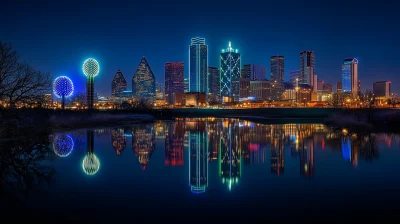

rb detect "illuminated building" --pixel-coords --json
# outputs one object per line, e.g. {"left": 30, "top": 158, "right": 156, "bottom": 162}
{"left": 342, "top": 58, "right": 358, "bottom": 97}
{"left": 187, "top": 120, "right": 208, "bottom": 193}
{"left": 184, "top": 78, "right": 189, "bottom": 93}
{"left": 132, "top": 124, "right": 155, "bottom": 170}
{"left": 220, "top": 41, "right": 241, "bottom": 101}
{"left": 373, "top": 81, "right": 391, "bottom": 104}
{"left": 111, "top": 128, "right": 126, "bottom": 156}
{"left": 132, "top": 57, "right": 156, "bottom": 103}
{"left": 165, "top": 62, "right": 184, "bottom": 104}
{"left": 189, "top": 38, "right": 208, "bottom": 93}
{"left": 220, "top": 120, "right": 241, "bottom": 191}
{"left": 239, "top": 78, "right": 251, "bottom": 99}
{"left": 299, "top": 51, "right": 315, "bottom": 86}
{"left": 208, "top": 67, "right": 220, "bottom": 102}
{"left": 249, "top": 80, "right": 271, "bottom": 100}
{"left": 241, "top": 64, "right": 266, "bottom": 80}
{"left": 336, "top": 81, "right": 342, "bottom": 93}
{"left": 82, "top": 58, "right": 100, "bottom": 109}
{"left": 270, "top": 56, "right": 284, "bottom": 100}
{"left": 111, "top": 70, "right": 127, "bottom": 97}
{"left": 184, "top": 92, "right": 206, "bottom": 107}
{"left": 290, "top": 70, "right": 300, "bottom": 85}
{"left": 270, "top": 125, "right": 284, "bottom": 175}
{"left": 165, "top": 121, "right": 184, "bottom": 166}
{"left": 282, "top": 82, "right": 296, "bottom": 101}
{"left": 44, "top": 94, "right": 53, "bottom": 108}
{"left": 155, "top": 82, "right": 165, "bottom": 100}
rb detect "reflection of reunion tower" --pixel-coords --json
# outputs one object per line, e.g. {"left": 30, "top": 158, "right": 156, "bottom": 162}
{"left": 82, "top": 58, "right": 100, "bottom": 109}
{"left": 82, "top": 130, "right": 100, "bottom": 176}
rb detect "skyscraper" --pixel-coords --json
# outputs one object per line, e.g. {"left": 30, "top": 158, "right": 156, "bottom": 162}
{"left": 241, "top": 64, "right": 266, "bottom": 80}
{"left": 373, "top": 81, "right": 391, "bottom": 99}
{"left": 208, "top": 67, "right": 220, "bottom": 101}
{"left": 341, "top": 58, "right": 358, "bottom": 96}
{"left": 132, "top": 57, "right": 156, "bottom": 102}
{"left": 184, "top": 78, "right": 189, "bottom": 93}
{"left": 165, "top": 62, "right": 184, "bottom": 102}
{"left": 189, "top": 37, "right": 208, "bottom": 93}
{"left": 290, "top": 70, "right": 300, "bottom": 85}
{"left": 155, "top": 82, "right": 165, "bottom": 100}
{"left": 270, "top": 56, "right": 284, "bottom": 100}
{"left": 220, "top": 41, "right": 241, "bottom": 101}
{"left": 300, "top": 51, "right": 315, "bottom": 86}
{"left": 111, "top": 70, "right": 127, "bottom": 97}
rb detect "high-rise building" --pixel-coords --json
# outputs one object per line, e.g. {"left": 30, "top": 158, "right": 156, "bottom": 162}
{"left": 220, "top": 42, "right": 241, "bottom": 101}
{"left": 270, "top": 56, "right": 284, "bottom": 100}
{"left": 208, "top": 67, "right": 220, "bottom": 102}
{"left": 132, "top": 124, "right": 155, "bottom": 170}
{"left": 300, "top": 51, "right": 315, "bottom": 86}
{"left": 373, "top": 81, "right": 391, "bottom": 99}
{"left": 111, "top": 70, "right": 127, "bottom": 97}
{"left": 132, "top": 57, "right": 156, "bottom": 102}
{"left": 165, "top": 62, "right": 184, "bottom": 103}
{"left": 290, "top": 69, "right": 300, "bottom": 85}
{"left": 155, "top": 82, "right": 165, "bottom": 100}
{"left": 241, "top": 64, "right": 266, "bottom": 80}
{"left": 337, "top": 81, "right": 342, "bottom": 93}
{"left": 250, "top": 80, "right": 271, "bottom": 100}
{"left": 189, "top": 37, "right": 208, "bottom": 93}
{"left": 341, "top": 58, "right": 358, "bottom": 96}
{"left": 184, "top": 78, "right": 189, "bottom": 93}
{"left": 239, "top": 78, "right": 251, "bottom": 99}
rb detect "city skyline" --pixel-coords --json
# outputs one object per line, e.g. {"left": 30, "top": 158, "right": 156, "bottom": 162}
{"left": 1, "top": 1, "right": 399, "bottom": 96}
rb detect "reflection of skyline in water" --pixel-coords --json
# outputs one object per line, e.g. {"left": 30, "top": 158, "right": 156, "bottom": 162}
{"left": 51, "top": 118, "right": 387, "bottom": 191}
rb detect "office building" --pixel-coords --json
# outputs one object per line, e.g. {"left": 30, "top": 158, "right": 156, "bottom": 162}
{"left": 184, "top": 78, "right": 189, "bottom": 93}
{"left": 342, "top": 58, "right": 358, "bottom": 97}
{"left": 300, "top": 51, "right": 315, "bottom": 86}
{"left": 111, "top": 70, "right": 127, "bottom": 97}
{"left": 290, "top": 70, "right": 300, "bottom": 85}
{"left": 220, "top": 41, "right": 241, "bottom": 101}
{"left": 250, "top": 80, "right": 271, "bottom": 101}
{"left": 189, "top": 38, "right": 208, "bottom": 93}
{"left": 208, "top": 67, "right": 220, "bottom": 102}
{"left": 165, "top": 62, "right": 184, "bottom": 103}
{"left": 270, "top": 56, "right": 284, "bottom": 100}
{"left": 132, "top": 57, "right": 156, "bottom": 102}
{"left": 155, "top": 82, "right": 165, "bottom": 100}
{"left": 373, "top": 81, "right": 391, "bottom": 101}
{"left": 239, "top": 78, "right": 251, "bottom": 99}
{"left": 241, "top": 64, "right": 266, "bottom": 80}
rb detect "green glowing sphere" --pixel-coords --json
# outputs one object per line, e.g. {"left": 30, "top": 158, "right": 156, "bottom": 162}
{"left": 82, "top": 153, "right": 100, "bottom": 175}
{"left": 82, "top": 58, "right": 100, "bottom": 77}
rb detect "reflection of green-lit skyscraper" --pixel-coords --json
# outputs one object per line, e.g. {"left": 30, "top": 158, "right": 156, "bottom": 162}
{"left": 187, "top": 120, "right": 208, "bottom": 193}
{"left": 219, "top": 120, "right": 241, "bottom": 191}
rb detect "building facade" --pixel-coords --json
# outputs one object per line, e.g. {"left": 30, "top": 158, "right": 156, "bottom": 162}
{"left": 220, "top": 42, "right": 241, "bottom": 101}
{"left": 341, "top": 58, "right": 358, "bottom": 97}
{"left": 165, "top": 62, "right": 184, "bottom": 103}
{"left": 189, "top": 37, "right": 208, "bottom": 93}
{"left": 111, "top": 70, "right": 127, "bottom": 97}
{"left": 239, "top": 78, "right": 251, "bottom": 99}
{"left": 300, "top": 51, "right": 315, "bottom": 86}
{"left": 132, "top": 57, "right": 156, "bottom": 103}
{"left": 241, "top": 64, "right": 266, "bottom": 80}
{"left": 250, "top": 80, "right": 271, "bottom": 101}
{"left": 373, "top": 81, "right": 391, "bottom": 99}
{"left": 270, "top": 56, "right": 284, "bottom": 100}
{"left": 290, "top": 69, "right": 300, "bottom": 85}
{"left": 208, "top": 67, "right": 220, "bottom": 102}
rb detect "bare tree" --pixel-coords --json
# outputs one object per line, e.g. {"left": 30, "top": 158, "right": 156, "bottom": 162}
{"left": 0, "top": 42, "right": 51, "bottom": 107}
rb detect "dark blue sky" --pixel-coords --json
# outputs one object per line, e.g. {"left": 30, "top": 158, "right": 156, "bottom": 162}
{"left": 1, "top": 0, "right": 399, "bottom": 96}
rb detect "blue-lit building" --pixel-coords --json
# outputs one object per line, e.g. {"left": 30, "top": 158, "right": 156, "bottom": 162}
{"left": 220, "top": 42, "right": 241, "bottom": 101}
{"left": 189, "top": 38, "right": 208, "bottom": 93}
{"left": 341, "top": 58, "right": 358, "bottom": 96}
{"left": 132, "top": 57, "right": 156, "bottom": 103}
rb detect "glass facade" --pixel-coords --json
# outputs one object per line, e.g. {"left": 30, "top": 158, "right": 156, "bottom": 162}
{"left": 270, "top": 56, "right": 284, "bottom": 100}
{"left": 342, "top": 62, "right": 352, "bottom": 93}
{"left": 189, "top": 38, "right": 208, "bottom": 93}
{"left": 208, "top": 67, "right": 220, "bottom": 100}
{"left": 341, "top": 58, "right": 358, "bottom": 95}
{"left": 165, "top": 62, "right": 184, "bottom": 99}
{"left": 300, "top": 51, "right": 315, "bottom": 85}
{"left": 132, "top": 57, "right": 156, "bottom": 102}
{"left": 220, "top": 42, "right": 241, "bottom": 101}
{"left": 111, "top": 70, "right": 127, "bottom": 97}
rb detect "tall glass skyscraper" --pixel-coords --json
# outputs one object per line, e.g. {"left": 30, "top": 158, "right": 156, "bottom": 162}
{"left": 220, "top": 42, "right": 241, "bottom": 101}
{"left": 300, "top": 51, "right": 315, "bottom": 86}
{"left": 111, "top": 70, "right": 127, "bottom": 97}
{"left": 132, "top": 57, "right": 156, "bottom": 103}
{"left": 208, "top": 67, "right": 220, "bottom": 101}
{"left": 241, "top": 64, "right": 266, "bottom": 80}
{"left": 341, "top": 58, "right": 358, "bottom": 96}
{"left": 270, "top": 56, "right": 284, "bottom": 100}
{"left": 189, "top": 38, "right": 208, "bottom": 93}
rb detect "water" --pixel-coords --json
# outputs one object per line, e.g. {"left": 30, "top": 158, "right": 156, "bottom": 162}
{"left": 1, "top": 118, "right": 400, "bottom": 221}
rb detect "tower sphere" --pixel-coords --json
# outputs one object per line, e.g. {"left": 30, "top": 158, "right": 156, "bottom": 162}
{"left": 53, "top": 76, "right": 74, "bottom": 98}
{"left": 82, "top": 58, "right": 100, "bottom": 77}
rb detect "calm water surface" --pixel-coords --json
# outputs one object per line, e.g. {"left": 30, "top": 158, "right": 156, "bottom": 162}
{"left": 2, "top": 118, "right": 400, "bottom": 221}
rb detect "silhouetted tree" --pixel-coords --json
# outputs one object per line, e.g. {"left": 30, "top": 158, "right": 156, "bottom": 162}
{"left": 0, "top": 42, "right": 51, "bottom": 107}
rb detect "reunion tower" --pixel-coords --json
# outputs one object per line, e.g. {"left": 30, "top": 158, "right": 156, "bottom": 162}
{"left": 82, "top": 58, "right": 100, "bottom": 109}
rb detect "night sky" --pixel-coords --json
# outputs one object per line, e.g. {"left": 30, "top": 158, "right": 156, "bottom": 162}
{"left": 1, "top": 0, "right": 399, "bottom": 96}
